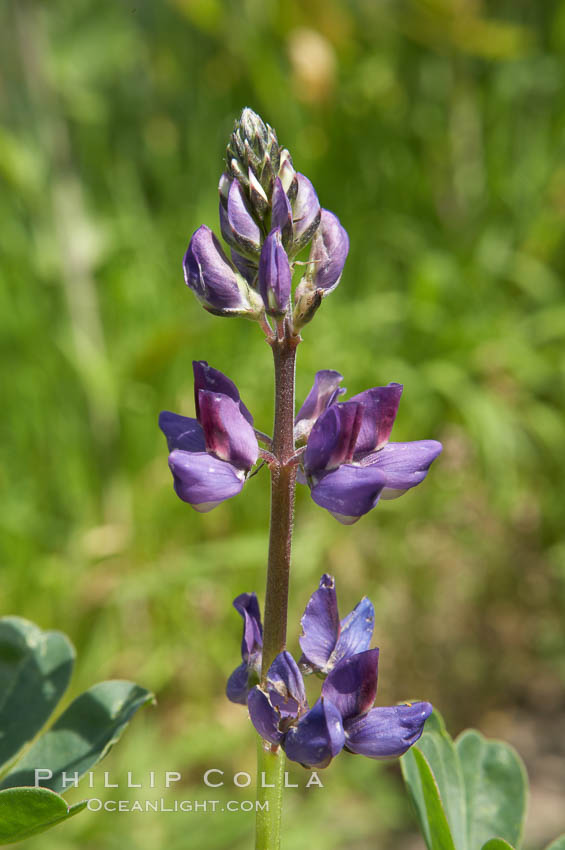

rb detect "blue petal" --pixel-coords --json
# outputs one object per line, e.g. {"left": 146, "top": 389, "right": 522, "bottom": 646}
{"left": 344, "top": 702, "right": 433, "bottom": 758}
{"left": 361, "top": 441, "right": 443, "bottom": 499}
{"left": 266, "top": 652, "right": 307, "bottom": 718}
{"left": 226, "top": 661, "right": 250, "bottom": 705}
{"left": 233, "top": 592, "right": 263, "bottom": 663}
{"left": 333, "top": 597, "right": 375, "bottom": 665}
{"left": 295, "top": 370, "right": 345, "bottom": 442}
{"left": 158, "top": 411, "right": 206, "bottom": 453}
{"left": 283, "top": 698, "right": 345, "bottom": 769}
{"left": 310, "top": 464, "right": 387, "bottom": 524}
{"left": 168, "top": 450, "right": 244, "bottom": 511}
{"left": 304, "top": 403, "right": 362, "bottom": 477}
{"left": 322, "top": 649, "right": 379, "bottom": 721}
{"left": 299, "top": 574, "right": 340, "bottom": 672}
{"left": 248, "top": 687, "right": 284, "bottom": 745}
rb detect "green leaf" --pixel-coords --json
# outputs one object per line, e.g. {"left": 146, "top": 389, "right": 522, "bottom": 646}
{"left": 417, "top": 715, "right": 467, "bottom": 850}
{"left": 0, "top": 787, "right": 86, "bottom": 845}
{"left": 0, "top": 617, "right": 75, "bottom": 773}
{"left": 1, "top": 681, "right": 154, "bottom": 792}
{"left": 401, "top": 733, "right": 433, "bottom": 850}
{"left": 402, "top": 746, "right": 457, "bottom": 850}
{"left": 456, "top": 730, "right": 527, "bottom": 850}
{"left": 481, "top": 840, "right": 516, "bottom": 850}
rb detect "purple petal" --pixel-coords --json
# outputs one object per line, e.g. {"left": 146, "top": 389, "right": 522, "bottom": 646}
{"left": 322, "top": 649, "right": 379, "bottom": 721}
{"left": 304, "top": 402, "right": 362, "bottom": 477}
{"left": 310, "top": 464, "right": 387, "bottom": 525}
{"left": 183, "top": 225, "right": 254, "bottom": 315}
{"left": 283, "top": 698, "right": 345, "bottom": 768}
{"left": 295, "top": 370, "right": 346, "bottom": 442}
{"left": 333, "top": 597, "right": 375, "bottom": 664}
{"left": 361, "top": 441, "right": 443, "bottom": 499}
{"left": 306, "top": 209, "right": 349, "bottom": 293}
{"left": 248, "top": 687, "right": 284, "bottom": 745}
{"left": 299, "top": 574, "right": 340, "bottom": 672}
{"left": 225, "top": 180, "right": 262, "bottom": 256}
{"left": 266, "top": 651, "right": 307, "bottom": 718}
{"left": 168, "top": 450, "right": 244, "bottom": 511}
{"left": 193, "top": 361, "right": 253, "bottom": 425}
{"left": 271, "top": 178, "right": 293, "bottom": 245}
{"left": 158, "top": 411, "right": 206, "bottom": 453}
{"left": 291, "top": 174, "right": 321, "bottom": 251}
{"left": 233, "top": 592, "right": 263, "bottom": 663}
{"left": 349, "top": 384, "right": 403, "bottom": 455}
{"left": 231, "top": 249, "right": 258, "bottom": 285}
{"left": 258, "top": 227, "right": 292, "bottom": 317}
{"left": 197, "top": 390, "right": 258, "bottom": 471}
{"left": 226, "top": 661, "right": 250, "bottom": 705}
{"left": 344, "top": 702, "right": 433, "bottom": 758}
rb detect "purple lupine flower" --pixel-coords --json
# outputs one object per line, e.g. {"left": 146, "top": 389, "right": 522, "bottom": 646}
{"left": 271, "top": 178, "right": 293, "bottom": 246}
{"left": 219, "top": 180, "right": 262, "bottom": 259}
{"left": 297, "top": 372, "right": 442, "bottom": 524}
{"left": 247, "top": 647, "right": 431, "bottom": 768}
{"left": 294, "top": 370, "right": 346, "bottom": 442}
{"left": 299, "top": 574, "right": 375, "bottom": 675}
{"left": 183, "top": 225, "right": 264, "bottom": 318}
{"left": 247, "top": 651, "right": 345, "bottom": 769}
{"left": 291, "top": 174, "right": 321, "bottom": 253}
{"left": 259, "top": 227, "right": 292, "bottom": 318}
{"left": 226, "top": 593, "right": 263, "bottom": 704}
{"left": 321, "top": 650, "right": 432, "bottom": 759}
{"left": 159, "top": 361, "right": 259, "bottom": 512}
{"left": 293, "top": 209, "right": 349, "bottom": 329}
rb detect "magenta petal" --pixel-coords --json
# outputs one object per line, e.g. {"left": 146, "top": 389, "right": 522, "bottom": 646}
{"left": 349, "top": 384, "right": 403, "bottom": 455}
{"left": 158, "top": 411, "right": 206, "bottom": 453}
{"left": 197, "top": 390, "right": 258, "bottom": 471}
{"left": 310, "top": 464, "right": 387, "bottom": 525}
{"left": 333, "top": 597, "right": 375, "bottom": 664}
{"left": 193, "top": 361, "right": 253, "bottom": 425}
{"left": 322, "top": 649, "right": 379, "bottom": 721}
{"left": 233, "top": 592, "right": 263, "bottom": 663}
{"left": 362, "top": 440, "right": 443, "bottom": 499}
{"left": 299, "top": 574, "right": 340, "bottom": 671}
{"left": 248, "top": 687, "right": 284, "bottom": 745}
{"left": 295, "top": 370, "right": 345, "bottom": 441}
{"left": 266, "top": 651, "right": 307, "bottom": 718}
{"left": 304, "top": 402, "right": 362, "bottom": 477}
{"left": 344, "top": 702, "right": 433, "bottom": 758}
{"left": 168, "top": 450, "right": 244, "bottom": 511}
{"left": 283, "top": 698, "right": 345, "bottom": 768}
{"left": 226, "top": 661, "right": 250, "bottom": 705}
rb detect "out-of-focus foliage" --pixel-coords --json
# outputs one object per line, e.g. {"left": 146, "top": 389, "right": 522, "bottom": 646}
{"left": 1, "top": 0, "right": 564, "bottom": 848}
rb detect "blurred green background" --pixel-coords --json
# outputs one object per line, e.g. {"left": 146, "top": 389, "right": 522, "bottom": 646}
{"left": 1, "top": 0, "right": 565, "bottom": 847}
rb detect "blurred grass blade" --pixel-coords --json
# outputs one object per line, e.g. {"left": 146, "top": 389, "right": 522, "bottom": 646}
{"left": 401, "top": 746, "right": 457, "bottom": 850}
{"left": 545, "top": 836, "right": 565, "bottom": 850}
{"left": 1, "top": 681, "right": 154, "bottom": 792}
{"left": 0, "top": 787, "right": 86, "bottom": 845}
{"left": 456, "top": 730, "right": 527, "bottom": 849}
{"left": 0, "top": 618, "right": 75, "bottom": 773}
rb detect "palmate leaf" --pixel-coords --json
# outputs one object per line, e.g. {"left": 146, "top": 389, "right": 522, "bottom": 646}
{"left": 401, "top": 708, "right": 528, "bottom": 850}
{"left": 0, "top": 617, "right": 153, "bottom": 844}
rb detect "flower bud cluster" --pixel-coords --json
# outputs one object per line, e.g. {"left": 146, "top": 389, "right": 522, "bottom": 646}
{"left": 183, "top": 108, "right": 349, "bottom": 332}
